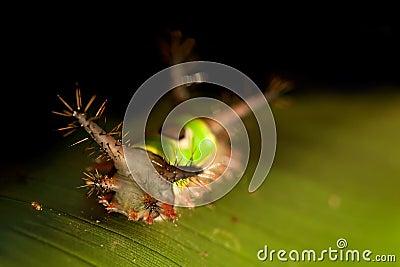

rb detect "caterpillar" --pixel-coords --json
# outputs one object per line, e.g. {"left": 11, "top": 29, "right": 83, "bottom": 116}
{"left": 52, "top": 88, "right": 224, "bottom": 224}
{"left": 53, "top": 76, "right": 291, "bottom": 224}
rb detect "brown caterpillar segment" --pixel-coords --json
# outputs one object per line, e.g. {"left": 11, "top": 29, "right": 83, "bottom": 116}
{"left": 147, "top": 150, "right": 203, "bottom": 183}
{"left": 73, "top": 111, "right": 126, "bottom": 171}
{"left": 79, "top": 169, "right": 118, "bottom": 197}
{"left": 53, "top": 89, "right": 126, "bottom": 172}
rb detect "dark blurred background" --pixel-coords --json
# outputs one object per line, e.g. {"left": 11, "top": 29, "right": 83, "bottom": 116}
{"left": 2, "top": 7, "right": 399, "bottom": 164}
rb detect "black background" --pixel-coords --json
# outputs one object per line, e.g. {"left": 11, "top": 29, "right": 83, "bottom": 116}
{"left": 3, "top": 7, "right": 399, "bottom": 163}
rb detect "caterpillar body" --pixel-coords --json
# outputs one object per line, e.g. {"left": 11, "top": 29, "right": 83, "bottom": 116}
{"left": 53, "top": 76, "right": 291, "bottom": 224}
{"left": 53, "top": 88, "right": 224, "bottom": 224}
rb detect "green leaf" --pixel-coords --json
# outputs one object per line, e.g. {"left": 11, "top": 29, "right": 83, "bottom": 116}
{"left": 1, "top": 91, "right": 399, "bottom": 266}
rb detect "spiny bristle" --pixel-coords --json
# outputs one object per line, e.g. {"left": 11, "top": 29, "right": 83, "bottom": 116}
{"left": 84, "top": 95, "right": 97, "bottom": 113}
{"left": 121, "top": 131, "right": 129, "bottom": 141}
{"left": 76, "top": 88, "right": 82, "bottom": 110}
{"left": 186, "top": 148, "right": 198, "bottom": 164}
{"left": 54, "top": 91, "right": 104, "bottom": 119}
{"left": 62, "top": 129, "right": 77, "bottom": 137}
{"left": 57, "top": 123, "right": 78, "bottom": 131}
{"left": 87, "top": 150, "right": 98, "bottom": 158}
{"left": 79, "top": 170, "right": 102, "bottom": 197}
{"left": 95, "top": 153, "right": 110, "bottom": 161}
{"left": 63, "top": 110, "right": 73, "bottom": 116}
{"left": 107, "top": 131, "right": 121, "bottom": 136}
{"left": 57, "top": 94, "right": 74, "bottom": 112}
{"left": 82, "top": 169, "right": 100, "bottom": 180}
{"left": 108, "top": 121, "right": 123, "bottom": 137}
{"left": 83, "top": 142, "right": 108, "bottom": 159}
{"left": 70, "top": 137, "right": 89, "bottom": 147}
{"left": 51, "top": 110, "right": 72, "bottom": 117}
{"left": 79, "top": 170, "right": 116, "bottom": 197}
{"left": 53, "top": 91, "right": 109, "bottom": 144}
{"left": 193, "top": 179, "right": 213, "bottom": 189}
{"left": 112, "top": 121, "right": 123, "bottom": 132}
{"left": 95, "top": 99, "right": 107, "bottom": 119}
